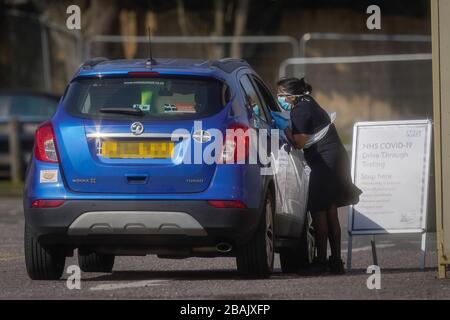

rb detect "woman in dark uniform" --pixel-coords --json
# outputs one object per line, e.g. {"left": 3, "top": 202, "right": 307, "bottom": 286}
{"left": 277, "top": 77, "right": 361, "bottom": 274}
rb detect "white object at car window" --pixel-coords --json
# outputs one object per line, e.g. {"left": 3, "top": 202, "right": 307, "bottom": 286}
{"left": 304, "top": 112, "right": 336, "bottom": 149}
{"left": 277, "top": 111, "right": 337, "bottom": 149}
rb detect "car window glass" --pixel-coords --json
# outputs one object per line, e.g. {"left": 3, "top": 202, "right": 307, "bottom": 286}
{"left": 0, "top": 96, "right": 11, "bottom": 117}
{"left": 222, "top": 84, "right": 231, "bottom": 106}
{"left": 251, "top": 76, "right": 280, "bottom": 113}
{"left": 64, "top": 77, "right": 226, "bottom": 120}
{"left": 9, "top": 95, "right": 58, "bottom": 118}
{"left": 239, "top": 75, "right": 268, "bottom": 122}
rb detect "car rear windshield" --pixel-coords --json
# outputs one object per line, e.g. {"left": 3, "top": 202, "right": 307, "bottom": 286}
{"left": 63, "top": 76, "right": 229, "bottom": 120}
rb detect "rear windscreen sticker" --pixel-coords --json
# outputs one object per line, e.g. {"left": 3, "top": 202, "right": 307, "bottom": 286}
{"left": 163, "top": 104, "right": 177, "bottom": 112}
{"left": 141, "top": 90, "right": 153, "bottom": 104}
{"left": 133, "top": 104, "right": 151, "bottom": 112}
{"left": 175, "top": 103, "right": 196, "bottom": 113}
{"left": 124, "top": 81, "right": 164, "bottom": 86}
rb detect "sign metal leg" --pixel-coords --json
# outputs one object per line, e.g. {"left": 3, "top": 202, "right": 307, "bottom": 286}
{"left": 420, "top": 232, "right": 427, "bottom": 270}
{"left": 371, "top": 235, "right": 378, "bottom": 266}
{"left": 347, "top": 233, "right": 352, "bottom": 271}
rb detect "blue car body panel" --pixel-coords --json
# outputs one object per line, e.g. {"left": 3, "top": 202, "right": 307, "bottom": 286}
{"left": 24, "top": 59, "right": 268, "bottom": 211}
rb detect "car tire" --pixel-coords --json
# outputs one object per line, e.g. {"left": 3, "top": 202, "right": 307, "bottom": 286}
{"left": 24, "top": 223, "right": 66, "bottom": 280}
{"left": 78, "top": 251, "right": 115, "bottom": 273}
{"left": 280, "top": 211, "right": 315, "bottom": 273}
{"left": 236, "top": 193, "right": 275, "bottom": 279}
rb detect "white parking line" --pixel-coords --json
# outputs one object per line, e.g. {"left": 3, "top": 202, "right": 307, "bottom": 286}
{"left": 89, "top": 280, "right": 169, "bottom": 291}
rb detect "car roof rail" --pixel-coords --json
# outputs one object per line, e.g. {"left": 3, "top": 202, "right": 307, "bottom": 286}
{"left": 80, "top": 57, "right": 109, "bottom": 69}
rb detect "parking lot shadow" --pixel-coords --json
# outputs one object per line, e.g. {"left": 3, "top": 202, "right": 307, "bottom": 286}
{"left": 84, "top": 270, "right": 238, "bottom": 282}
{"left": 349, "top": 267, "right": 436, "bottom": 274}
{"left": 82, "top": 269, "right": 311, "bottom": 282}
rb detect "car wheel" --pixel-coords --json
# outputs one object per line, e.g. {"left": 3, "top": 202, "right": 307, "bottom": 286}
{"left": 280, "top": 211, "right": 315, "bottom": 273}
{"left": 24, "top": 223, "right": 66, "bottom": 280}
{"left": 236, "top": 193, "right": 275, "bottom": 279}
{"left": 78, "top": 251, "right": 115, "bottom": 273}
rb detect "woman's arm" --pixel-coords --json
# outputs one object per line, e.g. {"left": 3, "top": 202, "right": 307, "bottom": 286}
{"left": 284, "top": 127, "right": 308, "bottom": 149}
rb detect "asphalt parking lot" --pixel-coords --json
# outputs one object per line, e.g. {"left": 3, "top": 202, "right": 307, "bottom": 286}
{"left": 1, "top": 197, "right": 449, "bottom": 300}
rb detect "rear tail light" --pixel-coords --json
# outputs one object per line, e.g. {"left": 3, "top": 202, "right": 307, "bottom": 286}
{"left": 31, "top": 200, "right": 65, "bottom": 208}
{"left": 208, "top": 200, "right": 247, "bottom": 209}
{"left": 34, "top": 122, "right": 59, "bottom": 163}
{"left": 220, "top": 123, "right": 250, "bottom": 164}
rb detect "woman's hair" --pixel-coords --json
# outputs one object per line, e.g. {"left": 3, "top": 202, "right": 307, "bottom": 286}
{"left": 276, "top": 77, "right": 312, "bottom": 95}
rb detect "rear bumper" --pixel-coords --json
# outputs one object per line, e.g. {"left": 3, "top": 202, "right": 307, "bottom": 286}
{"left": 24, "top": 200, "right": 261, "bottom": 247}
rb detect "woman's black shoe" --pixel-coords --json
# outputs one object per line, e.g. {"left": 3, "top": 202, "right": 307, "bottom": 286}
{"left": 328, "top": 256, "right": 346, "bottom": 275}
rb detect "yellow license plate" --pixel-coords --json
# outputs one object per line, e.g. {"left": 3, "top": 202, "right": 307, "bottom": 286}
{"left": 101, "top": 141, "right": 174, "bottom": 159}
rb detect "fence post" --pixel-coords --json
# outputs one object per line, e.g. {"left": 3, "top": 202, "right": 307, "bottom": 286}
{"left": 9, "top": 117, "right": 22, "bottom": 184}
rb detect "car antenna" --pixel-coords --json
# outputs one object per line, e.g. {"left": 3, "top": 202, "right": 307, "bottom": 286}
{"left": 146, "top": 26, "right": 157, "bottom": 67}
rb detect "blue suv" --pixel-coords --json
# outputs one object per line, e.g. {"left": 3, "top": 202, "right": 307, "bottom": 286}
{"left": 24, "top": 58, "right": 312, "bottom": 279}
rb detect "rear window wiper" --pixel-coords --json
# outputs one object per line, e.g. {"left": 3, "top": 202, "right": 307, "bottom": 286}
{"left": 99, "top": 107, "right": 144, "bottom": 116}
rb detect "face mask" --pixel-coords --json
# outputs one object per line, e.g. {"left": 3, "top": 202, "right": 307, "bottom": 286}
{"left": 252, "top": 104, "right": 261, "bottom": 117}
{"left": 277, "top": 96, "right": 291, "bottom": 111}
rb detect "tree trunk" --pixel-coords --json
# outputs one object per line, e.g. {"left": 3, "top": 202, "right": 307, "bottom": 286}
{"left": 119, "top": 10, "right": 137, "bottom": 59}
{"left": 176, "top": 0, "right": 189, "bottom": 36}
{"left": 231, "top": 0, "right": 249, "bottom": 58}
{"left": 212, "top": 0, "right": 225, "bottom": 59}
{"left": 83, "top": 0, "right": 120, "bottom": 54}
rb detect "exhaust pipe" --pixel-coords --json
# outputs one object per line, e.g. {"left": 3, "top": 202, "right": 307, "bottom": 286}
{"left": 155, "top": 243, "right": 234, "bottom": 257}
{"left": 216, "top": 242, "right": 233, "bottom": 253}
